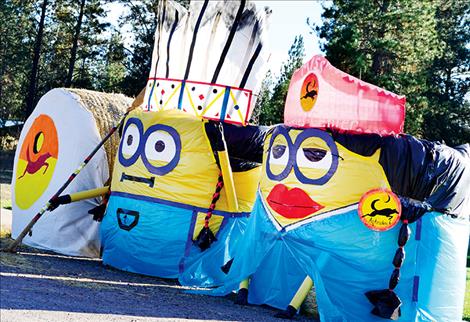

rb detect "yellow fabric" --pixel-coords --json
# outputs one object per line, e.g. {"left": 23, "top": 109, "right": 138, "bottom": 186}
{"left": 260, "top": 129, "right": 391, "bottom": 228}
{"left": 192, "top": 212, "right": 224, "bottom": 240}
{"left": 289, "top": 276, "right": 313, "bottom": 309}
{"left": 112, "top": 109, "right": 260, "bottom": 213}
{"left": 69, "top": 186, "right": 109, "bottom": 202}
{"left": 218, "top": 150, "right": 238, "bottom": 212}
{"left": 239, "top": 279, "right": 249, "bottom": 289}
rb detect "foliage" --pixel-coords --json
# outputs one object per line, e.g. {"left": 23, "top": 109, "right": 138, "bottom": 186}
{"left": 313, "top": 0, "right": 469, "bottom": 144}
{"left": 0, "top": 0, "right": 35, "bottom": 125}
{"left": 259, "top": 36, "right": 305, "bottom": 125}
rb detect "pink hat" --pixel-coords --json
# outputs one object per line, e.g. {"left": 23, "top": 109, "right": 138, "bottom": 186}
{"left": 284, "top": 55, "right": 405, "bottom": 135}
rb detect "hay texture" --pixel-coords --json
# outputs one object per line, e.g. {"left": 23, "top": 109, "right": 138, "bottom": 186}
{"left": 11, "top": 88, "right": 131, "bottom": 257}
{"left": 67, "top": 88, "right": 131, "bottom": 172}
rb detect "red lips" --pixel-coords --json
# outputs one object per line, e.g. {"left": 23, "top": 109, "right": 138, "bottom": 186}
{"left": 266, "top": 184, "right": 324, "bottom": 219}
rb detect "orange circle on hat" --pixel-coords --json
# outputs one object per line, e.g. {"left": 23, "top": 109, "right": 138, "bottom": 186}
{"left": 15, "top": 114, "right": 59, "bottom": 210}
{"left": 300, "top": 73, "right": 319, "bottom": 112}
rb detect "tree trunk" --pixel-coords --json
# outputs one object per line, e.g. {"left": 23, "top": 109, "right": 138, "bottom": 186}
{"left": 25, "top": 0, "right": 48, "bottom": 119}
{"left": 65, "top": 0, "right": 86, "bottom": 87}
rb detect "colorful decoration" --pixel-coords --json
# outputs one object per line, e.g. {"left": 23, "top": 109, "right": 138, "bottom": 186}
{"left": 143, "top": 0, "right": 270, "bottom": 125}
{"left": 15, "top": 114, "right": 58, "bottom": 210}
{"left": 358, "top": 189, "right": 401, "bottom": 231}
{"left": 11, "top": 88, "right": 129, "bottom": 257}
{"left": 100, "top": 108, "right": 265, "bottom": 285}
{"left": 203, "top": 56, "right": 470, "bottom": 322}
{"left": 284, "top": 55, "right": 406, "bottom": 135}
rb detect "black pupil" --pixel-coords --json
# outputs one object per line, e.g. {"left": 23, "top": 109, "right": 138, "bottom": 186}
{"left": 155, "top": 140, "right": 165, "bottom": 152}
{"left": 272, "top": 145, "right": 286, "bottom": 159}
{"left": 127, "top": 135, "right": 133, "bottom": 146}
{"left": 303, "top": 148, "right": 327, "bottom": 162}
{"left": 33, "top": 132, "right": 43, "bottom": 154}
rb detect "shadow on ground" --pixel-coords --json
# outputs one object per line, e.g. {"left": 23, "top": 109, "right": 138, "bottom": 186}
{"left": 0, "top": 238, "right": 312, "bottom": 321}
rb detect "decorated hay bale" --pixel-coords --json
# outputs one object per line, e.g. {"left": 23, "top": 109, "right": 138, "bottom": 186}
{"left": 11, "top": 88, "right": 131, "bottom": 257}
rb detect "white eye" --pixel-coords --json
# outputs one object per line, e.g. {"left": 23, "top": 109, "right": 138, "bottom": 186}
{"left": 269, "top": 143, "right": 289, "bottom": 166}
{"left": 144, "top": 130, "right": 177, "bottom": 162}
{"left": 122, "top": 124, "right": 140, "bottom": 157}
{"left": 296, "top": 147, "right": 332, "bottom": 170}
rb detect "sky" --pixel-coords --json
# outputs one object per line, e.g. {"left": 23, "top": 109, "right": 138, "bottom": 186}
{"left": 105, "top": 1, "right": 327, "bottom": 78}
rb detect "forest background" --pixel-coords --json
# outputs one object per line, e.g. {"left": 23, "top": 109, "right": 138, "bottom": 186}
{"left": 0, "top": 0, "right": 469, "bottom": 148}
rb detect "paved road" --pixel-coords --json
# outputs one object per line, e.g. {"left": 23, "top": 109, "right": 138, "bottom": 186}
{"left": 0, "top": 239, "right": 313, "bottom": 322}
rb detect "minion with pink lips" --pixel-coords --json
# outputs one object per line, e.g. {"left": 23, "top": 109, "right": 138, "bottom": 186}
{"left": 209, "top": 55, "right": 470, "bottom": 322}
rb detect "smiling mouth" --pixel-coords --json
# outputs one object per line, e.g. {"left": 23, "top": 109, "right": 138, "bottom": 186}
{"left": 266, "top": 183, "right": 324, "bottom": 219}
{"left": 120, "top": 172, "right": 155, "bottom": 188}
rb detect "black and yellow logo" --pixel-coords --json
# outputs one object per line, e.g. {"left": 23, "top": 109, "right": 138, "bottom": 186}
{"left": 358, "top": 189, "right": 401, "bottom": 231}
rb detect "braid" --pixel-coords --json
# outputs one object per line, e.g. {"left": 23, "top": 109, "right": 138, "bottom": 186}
{"left": 204, "top": 171, "right": 224, "bottom": 228}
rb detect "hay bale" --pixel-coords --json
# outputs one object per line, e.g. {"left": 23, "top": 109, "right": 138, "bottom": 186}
{"left": 11, "top": 88, "right": 132, "bottom": 257}
{"left": 67, "top": 88, "right": 131, "bottom": 172}
{"left": 300, "top": 286, "right": 319, "bottom": 320}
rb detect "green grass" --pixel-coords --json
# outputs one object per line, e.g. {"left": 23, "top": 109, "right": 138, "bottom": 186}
{"left": 464, "top": 269, "right": 470, "bottom": 321}
{"left": 1, "top": 198, "right": 12, "bottom": 210}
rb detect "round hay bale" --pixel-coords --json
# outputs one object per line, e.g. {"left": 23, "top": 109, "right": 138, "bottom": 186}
{"left": 67, "top": 88, "right": 131, "bottom": 172}
{"left": 11, "top": 88, "right": 131, "bottom": 257}
{"left": 300, "top": 286, "right": 319, "bottom": 320}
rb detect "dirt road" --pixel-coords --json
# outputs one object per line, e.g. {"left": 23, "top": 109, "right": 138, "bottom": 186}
{"left": 0, "top": 239, "right": 313, "bottom": 322}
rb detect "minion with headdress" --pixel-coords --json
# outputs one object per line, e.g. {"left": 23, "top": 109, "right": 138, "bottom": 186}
{"left": 98, "top": 0, "right": 272, "bottom": 285}
{"left": 211, "top": 55, "right": 470, "bottom": 321}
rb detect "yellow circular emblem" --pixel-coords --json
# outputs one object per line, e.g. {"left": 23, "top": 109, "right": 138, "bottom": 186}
{"left": 300, "top": 73, "right": 319, "bottom": 112}
{"left": 358, "top": 188, "right": 401, "bottom": 231}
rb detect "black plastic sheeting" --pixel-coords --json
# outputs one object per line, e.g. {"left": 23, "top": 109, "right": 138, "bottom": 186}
{"left": 205, "top": 121, "right": 270, "bottom": 172}
{"left": 332, "top": 131, "right": 470, "bottom": 220}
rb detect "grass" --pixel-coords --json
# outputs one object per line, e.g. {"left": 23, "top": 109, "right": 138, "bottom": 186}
{"left": 464, "top": 268, "right": 470, "bottom": 321}
{"left": 1, "top": 183, "right": 12, "bottom": 209}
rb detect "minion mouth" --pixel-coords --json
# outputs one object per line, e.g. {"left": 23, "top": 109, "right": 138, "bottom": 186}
{"left": 120, "top": 172, "right": 155, "bottom": 188}
{"left": 267, "top": 184, "right": 324, "bottom": 219}
{"left": 117, "top": 208, "right": 139, "bottom": 231}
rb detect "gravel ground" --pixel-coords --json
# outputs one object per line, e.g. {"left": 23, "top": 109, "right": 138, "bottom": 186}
{"left": 0, "top": 238, "right": 313, "bottom": 322}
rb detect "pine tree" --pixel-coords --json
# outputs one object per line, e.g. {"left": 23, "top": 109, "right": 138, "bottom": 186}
{"left": 0, "top": 0, "right": 35, "bottom": 124}
{"left": 259, "top": 36, "right": 305, "bottom": 125}
{"left": 314, "top": 0, "right": 442, "bottom": 136}
{"left": 422, "top": 0, "right": 470, "bottom": 146}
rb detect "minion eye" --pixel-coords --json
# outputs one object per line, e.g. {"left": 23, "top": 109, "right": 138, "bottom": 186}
{"left": 296, "top": 146, "right": 332, "bottom": 170}
{"left": 144, "top": 131, "right": 176, "bottom": 162}
{"left": 141, "top": 124, "right": 181, "bottom": 175}
{"left": 272, "top": 145, "right": 286, "bottom": 159}
{"left": 270, "top": 144, "right": 289, "bottom": 166}
{"left": 122, "top": 124, "right": 140, "bottom": 157}
{"left": 303, "top": 148, "right": 326, "bottom": 162}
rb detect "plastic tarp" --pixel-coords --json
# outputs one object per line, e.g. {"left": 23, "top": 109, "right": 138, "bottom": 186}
{"left": 11, "top": 89, "right": 109, "bottom": 257}
{"left": 206, "top": 125, "right": 469, "bottom": 321}
{"left": 284, "top": 55, "right": 406, "bottom": 135}
{"left": 100, "top": 109, "right": 266, "bottom": 285}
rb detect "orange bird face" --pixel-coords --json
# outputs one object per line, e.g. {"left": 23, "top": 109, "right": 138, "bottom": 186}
{"left": 15, "top": 114, "right": 58, "bottom": 209}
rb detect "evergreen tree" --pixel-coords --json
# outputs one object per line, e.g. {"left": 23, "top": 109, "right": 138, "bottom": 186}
{"left": 314, "top": 0, "right": 442, "bottom": 136}
{"left": 422, "top": 0, "right": 470, "bottom": 146}
{"left": 259, "top": 35, "right": 305, "bottom": 125}
{"left": 251, "top": 70, "right": 273, "bottom": 125}
{"left": 0, "top": 0, "right": 35, "bottom": 124}
{"left": 99, "top": 31, "right": 127, "bottom": 93}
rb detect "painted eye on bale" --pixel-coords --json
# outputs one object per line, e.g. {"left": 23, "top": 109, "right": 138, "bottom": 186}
{"left": 33, "top": 132, "right": 44, "bottom": 154}
{"left": 296, "top": 147, "right": 332, "bottom": 170}
{"left": 266, "top": 127, "right": 294, "bottom": 181}
{"left": 144, "top": 131, "right": 176, "bottom": 163}
{"left": 118, "top": 118, "right": 143, "bottom": 167}
{"left": 270, "top": 144, "right": 289, "bottom": 165}
{"left": 122, "top": 124, "right": 140, "bottom": 157}
{"left": 141, "top": 124, "right": 181, "bottom": 175}
{"left": 292, "top": 128, "right": 339, "bottom": 185}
